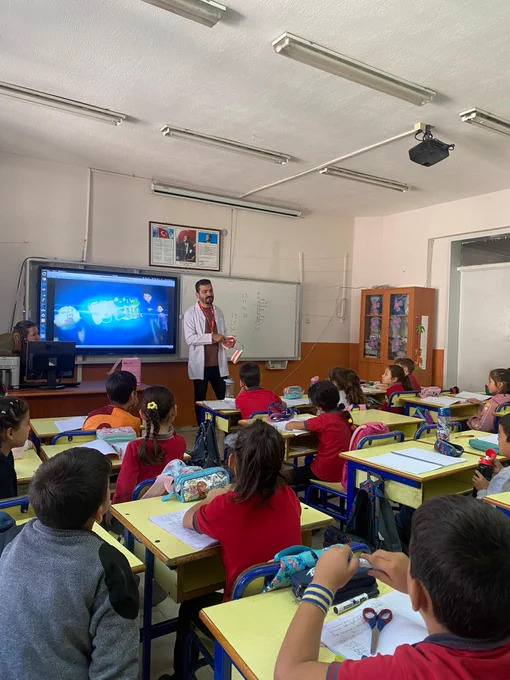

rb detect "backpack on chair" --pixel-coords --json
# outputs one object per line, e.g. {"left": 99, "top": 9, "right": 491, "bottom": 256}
{"left": 189, "top": 419, "right": 221, "bottom": 469}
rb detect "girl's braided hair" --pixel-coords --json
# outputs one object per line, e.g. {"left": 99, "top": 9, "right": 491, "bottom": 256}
{"left": 137, "top": 385, "right": 175, "bottom": 465}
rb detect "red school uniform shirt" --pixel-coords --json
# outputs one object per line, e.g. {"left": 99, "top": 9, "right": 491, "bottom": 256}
{"left": 327, "top": 634, "right": 510, "bottom": 680}
{"left": 112, "top": 432, "right": 186, "bottom": 504}
{"left": 381, "top": 383, "right": 406, "bottom": 413}
{"left": 409, "top": 374, "right": 421, "bottom": 391}
{"left": 235, "top": 386, "right": 282, "bottom": 419}
{"left": 305, "top": 411, "right": 352, "bottom": 482}
{"left": 194, "top": 485, "right": 302, "bottom": 601}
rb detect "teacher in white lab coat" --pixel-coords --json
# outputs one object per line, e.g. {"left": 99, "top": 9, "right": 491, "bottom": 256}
{"left": 184, "top": 279, "right": 233, "bottom": 425}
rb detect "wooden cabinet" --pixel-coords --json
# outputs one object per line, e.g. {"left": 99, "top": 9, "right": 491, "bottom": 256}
{"left": 358, "top": 287, "right": 435, "bottom": 385}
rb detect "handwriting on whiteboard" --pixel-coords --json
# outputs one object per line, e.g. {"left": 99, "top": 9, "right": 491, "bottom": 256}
{"left": 255, "top": 293, "right": 267, "bottom": 332}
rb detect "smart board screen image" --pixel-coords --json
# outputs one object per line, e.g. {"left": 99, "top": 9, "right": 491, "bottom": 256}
{"left": 39, "top": 268, "right": 178, "bottom": 354}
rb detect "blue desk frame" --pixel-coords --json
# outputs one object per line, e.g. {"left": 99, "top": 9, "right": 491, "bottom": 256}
{"left": 345, "top": 458, "right": 421, "bottom": 514}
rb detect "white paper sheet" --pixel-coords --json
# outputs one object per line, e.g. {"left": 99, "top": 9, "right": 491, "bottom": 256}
{"left": 475, "top": 433, "right": 499, "bottom": 445}
{"left": 271, "top": 416, "right": 313, "bottom": 436}
{"left": 200, "top": 399, "right": 237, "bottom": 411}
{"left": 282, "top": 398, "right": 312, "bottom": 407}
{"left": 149, "top": 509, "right": 219, "bottom": 551}
{"left": 54, "top": 416, "right": 87, "bottom": 432}
{"left": 456, "top": 391, "right": 490, "bottom": 402}
{"left": 392, "top": 447, "right": 467, "bottom": 467}
{"left": 421, "top": 396, "right": 462, "bottom": 406}
{"left": 321, "top": 591, "right": 427, "bottom": 660}
{"left": 83, "top": 439, "right": 119, "bottom": 456}
{"left": 367, "top": 448, "right": 466, "bottom": 475}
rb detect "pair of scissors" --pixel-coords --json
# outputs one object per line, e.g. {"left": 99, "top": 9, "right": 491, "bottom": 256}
{"left": 363, "top": 607, "right": 393, "bottom": 655}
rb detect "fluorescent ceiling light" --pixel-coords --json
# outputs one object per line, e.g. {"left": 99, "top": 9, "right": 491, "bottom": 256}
{"left": 0, "top": 81, "right": 125, "bottom": 125}
{"left": 141, "top": 0, "right": 226, "bottom": 27}
{"left": 459, "top": 107, "right": 510, "bottom": 137}
{"left": 272, "top": 33, "right": 436, "bottom": 107}
{"left": 320, "top": 166, "right": 411, "bottom": 193}
{"left": 161, "top": 125, "right": 292, "bottom": 164}
{"left": 151, "top": 181, "right": 301, "bottom": 217}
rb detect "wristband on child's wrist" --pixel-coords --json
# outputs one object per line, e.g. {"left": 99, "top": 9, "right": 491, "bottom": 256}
{"left": 300, "top": 583, "right": 334, "bottom": 616}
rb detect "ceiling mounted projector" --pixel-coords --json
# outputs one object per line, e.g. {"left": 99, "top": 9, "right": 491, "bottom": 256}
{"left": 409, "top": 127, "right": 455, "bottom": 167}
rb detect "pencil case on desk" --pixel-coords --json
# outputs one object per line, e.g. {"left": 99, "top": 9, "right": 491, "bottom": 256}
{"left": 291, "top": 570, "right": 379, "bottom": 605}
{"left": 468, "top": 438, "right": 500, "bottom": 454}
{"left": 163, "top": 467, "right": 230, "bottom": 503}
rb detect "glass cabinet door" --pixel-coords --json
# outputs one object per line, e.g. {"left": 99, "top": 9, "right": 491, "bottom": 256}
{"left": 363, "top": 294, "right": 383, "bottom": 359}
{"left": 388, "top": 293, "right": 409, "bottom": 361}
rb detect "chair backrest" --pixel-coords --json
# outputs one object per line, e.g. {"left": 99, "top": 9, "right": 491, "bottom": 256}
{"left": 349, "top": 422, "right": 390, "bottom": 450}
{"left": 131, "top": 478, "right": 156, "bottom": 501}
{"left": 387, "top": 390, "right": 420, "bottom": 410}
{"left": 0, "top": 496, "right": 29, "bottom": 512}
{"left": 231, "top": 563, "right": 280, "bottom": 600}
{"left": 494, "top": 403, "right": 510, "bottom": 432}
{"left": 50, "top": 430, "right": 97, "bottom": 445}
{"left": 414, "top": 422, "right": 462, "bottom": 439}
{"left": 355, "top": 430, "right": 405, "bottom": 449}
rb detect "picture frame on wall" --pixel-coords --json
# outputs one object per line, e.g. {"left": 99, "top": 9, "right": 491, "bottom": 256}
{"left": 149, "top": 222, "right": 221, "bottom": 271}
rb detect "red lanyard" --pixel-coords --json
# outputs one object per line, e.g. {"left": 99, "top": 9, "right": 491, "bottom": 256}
{"left": 199, "top": 303, "right": 215, "bottom": 330}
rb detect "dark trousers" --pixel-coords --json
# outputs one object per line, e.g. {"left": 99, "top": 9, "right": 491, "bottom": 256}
{"left": 289, "top": 464, "right": 326, "bottom": 503}
{"left": 173, "top": 591, "right": 223, "bottom": 677}
{"left": 193, "top": 366, "right": 226, "bottom": 425}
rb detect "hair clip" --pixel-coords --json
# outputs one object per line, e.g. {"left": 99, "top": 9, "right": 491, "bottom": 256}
{"left": 0, "top": 410, "right": 5, "bottom": 415}
{"left": 146, "top": 401, "right": 158, "bottom": 410}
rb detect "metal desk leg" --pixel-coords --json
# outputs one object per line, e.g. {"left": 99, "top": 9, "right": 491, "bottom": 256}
{"left": 125, "top": 529, "right": 134, "bottom": 553}
{"left": 346, "top": 462, "right": 357, "bottom": 517}
{"left": 141, "top": 548, "right": 155, "bottom": 680}
{"left": 214, "top": 639, "right": 233, "bottom": 680}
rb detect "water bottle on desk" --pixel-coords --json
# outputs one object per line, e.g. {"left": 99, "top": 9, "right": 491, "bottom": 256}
{"left": 471, "top": 449, "right": 498, "bottom": 497}
{"left": 224, "top": 378, "right": 235, "bottom": 399}
{"left": 437, "top": 407, "right": 451, "bottom": 441}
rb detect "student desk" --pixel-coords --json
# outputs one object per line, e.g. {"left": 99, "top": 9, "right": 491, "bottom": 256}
{"left": 110, "top": 496, "right": 333, "bottom": 680}
{"left": 341, "top": 440, "right": 483, "bottom": 512}
{"left": 14, "top": 448, "right": 42, "bottom": 485}
{"left": 237, "top": 419, "right": 319, "bottom": 461}
{"left": 15, "top": 381, "right": 147, "bottom": 419}
{"left": 483, "top": 492, "right": 510, "bottom": 518}
{"left": 196, "top": 399, "right": 314, "bottom": 433}
{"left": 30, "top": 416, "right": 86, "bottom": 445}
{"left": 39, "top": 442, "right": 122, "bottom": 471}
{"left": 419, "top": 430, "right": 493, "bottom": 456}
{"left": 200, "top": 582, "right": 391, "bottom": 680}
{"left": 400, "top": 396, "right": 478, "bottom": 422}
{"left": 351, "top": 409, "right": 424, "bottom": 439}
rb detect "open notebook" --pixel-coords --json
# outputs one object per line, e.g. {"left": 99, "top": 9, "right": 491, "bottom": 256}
{"left": 366, "top": 447, "right": 466, "bottom": 475}
{"left": 80, "top": 439, "right": 126, "bottom": 460}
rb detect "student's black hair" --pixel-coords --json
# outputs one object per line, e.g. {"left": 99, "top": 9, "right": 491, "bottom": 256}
{"left": 308, "top": 380, "right": 342, "bottom": 411}
{"left": 387, "top": 364, "right": 412, "bottom": 391}
{"left": 12, "top": 319, "right": 38, "bottom": 339}
{"left": 105, "top": 370, "right": 137, "bottom": 405}
{"left": 231, "top": 419, "right": 286, "bottom": 505}
{"left": 329, "top": 367, "right": 367, "bottom": 406}
{"left": 239, "top": 362, "right": 260, "bottom": 389}
{"left": 0, "top": 397, "right": 29, "bottom": 438}
{"left": 137, "top": 385, "right": 175, "bottom": 465}
{"left": 410, "top": 495, "right": 510, "bottom": 641}
{"left": 395, "top": 357, "right": 415, "bottom": 375}
{"left": 29, "top": 448, "right": 112, "bottom": 530}
{"left": 195, "top": 279, "right": 212, "bottom": 293}
{"left": 489, "top": 367, "right": 510, "bottom": 394}
{"left": 499, "top": 413, "right": 510, "bottom": 441}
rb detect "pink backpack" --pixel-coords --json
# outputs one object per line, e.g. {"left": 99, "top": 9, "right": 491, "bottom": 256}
{"left": 341, "top": 422, "right": 390, "bottom": 489}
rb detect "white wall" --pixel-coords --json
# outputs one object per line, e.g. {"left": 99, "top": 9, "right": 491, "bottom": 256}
{"left": 0, "top": 153, "right": 354, "bottom": 342}
{"left": 350, "top": 189, "right": 510, "bottom": 350}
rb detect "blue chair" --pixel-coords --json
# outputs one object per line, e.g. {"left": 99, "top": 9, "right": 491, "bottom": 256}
{"left": 50, "top": 430, "right": 97, "bottom": 445}
{"left": 493, "top": 403, "right": 510, "bottom": 433}
{"left": 414, "top": 422, "right": 462, "bottom": 440}
{"left": 131, "top": 478, "right": 157, "bottom": 501}
{"left": 0, "top": 496, "right": 30, "bottom": 514}
{"left": 387, "top": 390, "right": 420, "bottom": 412}
{"left": 304, "top": 431, "right": 406, "bottom": 523}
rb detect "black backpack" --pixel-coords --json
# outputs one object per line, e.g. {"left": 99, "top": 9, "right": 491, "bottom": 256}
{"left": 189, "top": 418, "right": 221, "bottom": 469}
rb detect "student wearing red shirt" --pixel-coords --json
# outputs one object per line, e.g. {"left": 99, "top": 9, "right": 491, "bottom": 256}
{"left": 276, "top": 495, "right": 510, "bottom": 680}
{"left": 380, "top": 365, "right": 413, "bottom": 413}
{"left": 395, "top": 357, "right": 421, "bottom": 391}
{"left": 112, "top": 385, "right": 185, "bottom": 504}
{"left": 171, "top": 420, "right": 302, "bottom": 678}
{"left": 235, "top": 362, "right": 282, "bottom": 419}
{"left": 286, "top": 381, "right": 353, "bottom": 486}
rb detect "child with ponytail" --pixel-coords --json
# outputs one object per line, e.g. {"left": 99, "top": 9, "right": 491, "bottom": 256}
{"left": 329, "top": 366, "right": 367, "bottom": 408}
{"left": 380, "top": 364, "right": 413, "bottom": 413}
{"left": 112, "top": 385, "right": 186, "bottom": 504}
{"left": 0, "top": 396, "right": 30, "bottom": 500}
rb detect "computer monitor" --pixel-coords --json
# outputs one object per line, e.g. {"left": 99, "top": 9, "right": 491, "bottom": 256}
{"left": 25, "top": 341, "right": 76, "bottom": 389}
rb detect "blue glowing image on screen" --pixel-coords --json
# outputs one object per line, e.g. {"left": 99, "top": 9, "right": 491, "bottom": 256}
{"left": 40, "top": 269, "right": 177, "bottom": 353}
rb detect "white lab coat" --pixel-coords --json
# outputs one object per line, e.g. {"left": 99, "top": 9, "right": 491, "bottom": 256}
{"left": 183, "top": 302, "right": 229, "bottom": 380}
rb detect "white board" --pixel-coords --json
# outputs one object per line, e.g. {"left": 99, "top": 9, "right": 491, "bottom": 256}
{"left": 179, "top": 274, "right": 301, "bottom": 360}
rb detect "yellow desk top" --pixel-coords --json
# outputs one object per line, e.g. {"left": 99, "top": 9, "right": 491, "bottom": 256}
{"left": 14, "top": 449, "right": 42, "bottom": 484}
{"left": 196, "top": 400, "right": 313, "bottom": 417}
{"left": 400, "top": 396, "right": 477, "bottom": 410}
{"left": 484, "top": 492, "right": 510, "bottom": 511}
{"left": 341, "top": 440, "right": 482, "bottom": 483}
{"left": 420, "top": 430, "right": 498, "bottom": 457}
{"left": 200, "top": 583, "right": 392, "bottom": 680}
{"left": 351, "top": 409, "right": 424, "bottom": 427}
{"left": 111, "top": 496, "right": 333, "bottom": 567}
{"left": 30, "top": 416, "right": 86, "bottom": 439}
{"left": 40, "top": 442, "right": 121, "bottom": 470}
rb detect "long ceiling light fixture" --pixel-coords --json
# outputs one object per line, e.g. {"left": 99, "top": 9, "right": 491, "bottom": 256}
{"left": 161, "top": 125, "right": 292, "bottom": 164}
{"left": 320, "top": 166, "right": 411, "bottom": 193}
{"left": 151, "top": 181, "right": 301, "bottom": 218}
{"left": 141, "top": 0, "right": 226, "bottom": 27}
{"left": 459, "top": 107, "right": 510, "bottom": 138}
{"left": 272, "top": 33, "right": 436, "bottom": 107}
{"left": 0, "top": 81, "right": 125, "bottom": 125}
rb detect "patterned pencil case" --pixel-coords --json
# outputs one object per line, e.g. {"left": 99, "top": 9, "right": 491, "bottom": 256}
{"left": 96, "top": 426, "right": 137, "bottom": 442}
{"left": 165, "top": 467, "right": 230, "bottom": 503}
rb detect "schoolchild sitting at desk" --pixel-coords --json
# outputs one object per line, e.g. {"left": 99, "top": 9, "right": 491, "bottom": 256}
{"left": 170, "top": 420, "right": 302, "bottom": 678}
{"left": 329, "top": 367, "right": 367, "bottom": 409}
{"left": 379, "top": 364, "right": 412, "bottom": 413}
{"left": 0, "top": 448, "right": 139, "bottom": 680}
{"left": 286, "top": 381, "right": 352, "bottom": 488}
{"left": 473, "top": 412, "right": 510, "bottom": 498}
{"left": 467, "top": 367, "right": 510, "bottom": 433}
{"left": 83, "top": 370, "right": 142, "bottom": 435}
{"left": 112, "top": 385, "right": 185, "bottom": 504}
{"left": 0, "top": 396, "right": 30, "bottom": 500}
{"left": 395, "top": 357, "right": 421, "bottom": 391}
{"left": 276, "top": 495, "right": 510, "bottom": 680}
{"left": 235, "top": 361, "right": 281, "bottom": 419}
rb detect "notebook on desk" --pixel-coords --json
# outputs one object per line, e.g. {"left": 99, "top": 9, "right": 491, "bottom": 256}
{"left": 366, "top": 447, "right": 466, "bottom": 475}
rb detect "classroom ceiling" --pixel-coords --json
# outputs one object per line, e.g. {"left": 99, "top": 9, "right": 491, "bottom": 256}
{"left": 2, "top": 0, "right": 510, "bottom": 217}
